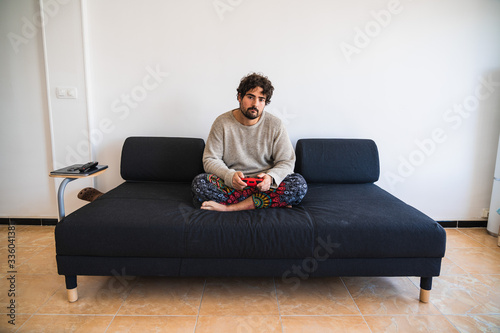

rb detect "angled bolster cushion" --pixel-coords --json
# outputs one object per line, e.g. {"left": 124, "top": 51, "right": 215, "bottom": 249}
{"left": 120, "top": 137, "right": 205, "bottom": 182}
{"left": 295, "top": 139, "right": 380, "bottom": 183}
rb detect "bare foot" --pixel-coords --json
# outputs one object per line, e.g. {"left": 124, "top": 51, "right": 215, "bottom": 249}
{"left": 201, "top": 197, "right": 255, "bottom": 212}
{"left": 201, "top": 201, "right": 228, "bottom": 211}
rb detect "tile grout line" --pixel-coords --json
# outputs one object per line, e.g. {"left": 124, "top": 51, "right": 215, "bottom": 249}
{"left": 441, "top": 310, "right": 463, "bottom": 331}
{"left": 14, "top": 313, "right": 34, "bottom": 333}
{"left": 456, "top": 228, "right": 499, "bottom": 249}
{"left": 453, "top": 229, "right": 487, "bottom": 248}
{"left": 440, "top": 229, "right": 500, "bottom": 327}
{"left": 415, "top": 231, "right": 489, "bottom": 333}
{"left": 10, "top": 226, "right": 62, "bottom": 333}
{"left": 17, "top": 277, "right": 66, "bottom": 332}
{"left": 17, "top": 313, "right": 121, "bottom": 317}
{"left": 192, "top": 278, "right": 207, "bottom": 333}
{"left": 340, "top": 277, "right": 373, "bottom": 333}
{"left": 272, "top": 276, "right": 285, "bottom": 333}
{"left": 103, "top": 275, "right": 138, "bottom": 332}
{"left": 444, "top": 236, "right": 500, "bottom": 293}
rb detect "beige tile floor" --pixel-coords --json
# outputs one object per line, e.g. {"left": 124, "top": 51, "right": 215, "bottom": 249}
{"left": 0, "top": 225, "right": 499, "bottom": 332}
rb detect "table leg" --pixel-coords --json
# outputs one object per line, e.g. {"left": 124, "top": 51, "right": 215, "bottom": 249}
{"left": 57, "top": 178, "right": 76, "bottom": 221}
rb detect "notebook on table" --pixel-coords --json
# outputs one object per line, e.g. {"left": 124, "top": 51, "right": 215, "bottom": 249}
{"left": 50, "top": 164, "right": 108, "bottom": 176}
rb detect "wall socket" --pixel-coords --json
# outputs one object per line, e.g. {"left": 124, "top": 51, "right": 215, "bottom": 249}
{"left": 482, "top": 208, "right": 489, "bottom": 219}
{"left": 56, "top": 87, "right": 77, "bottom": 99}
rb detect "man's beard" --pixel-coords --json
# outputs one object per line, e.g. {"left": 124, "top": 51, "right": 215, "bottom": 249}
{"left": 240, "top": 107, "right": 260, "bottom": 120}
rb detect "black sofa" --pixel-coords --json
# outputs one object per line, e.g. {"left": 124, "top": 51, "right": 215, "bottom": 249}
{"left": 55, "top": 137, "right": 446, "bottom": 303}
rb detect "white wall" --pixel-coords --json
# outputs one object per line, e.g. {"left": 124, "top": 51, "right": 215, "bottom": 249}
{"left": 1, "top": 0, "right": 500, "bottom": 220}
{"left": 0, "top": 0, "right": 57, "bottom": 218}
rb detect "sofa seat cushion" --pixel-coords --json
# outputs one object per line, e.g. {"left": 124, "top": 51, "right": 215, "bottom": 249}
{"left": 55, "top": 182, "right": 445, "bottom": 260}
{"left": 55, "top": 182, "right": 193, "bottom": 258}
{"left": 55, "top": 182, "right": 315, "bottom": 259}
{"left": 303, "top": 183, "right": 446, "bottom": 259}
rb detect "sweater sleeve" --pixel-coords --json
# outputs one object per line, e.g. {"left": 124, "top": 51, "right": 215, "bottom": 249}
{"left": 202, "top": 118, "right": 236, "bottom": 187}
{"left": 265, "top": 122, "right": 296, "bottom": 186}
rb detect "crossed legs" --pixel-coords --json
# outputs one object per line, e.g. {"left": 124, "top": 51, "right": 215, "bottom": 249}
{"left": 192, "top": 173, "right": 308, "bottom": 212}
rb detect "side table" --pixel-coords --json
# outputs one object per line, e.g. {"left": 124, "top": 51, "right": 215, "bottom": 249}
{"left": 49, "top": 166, "right": 108, "bottom": 221}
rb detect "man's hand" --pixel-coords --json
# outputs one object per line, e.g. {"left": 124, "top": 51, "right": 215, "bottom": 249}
{"left": 232, "top": 171, "right": 247, "bottom": 190}
{"left": 256, "top": 173, "right": 272, "bottom": 192}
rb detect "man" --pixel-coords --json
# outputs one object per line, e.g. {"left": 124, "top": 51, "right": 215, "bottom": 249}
{"left": 192, "top": 73, "right": 307, "bottom": 211}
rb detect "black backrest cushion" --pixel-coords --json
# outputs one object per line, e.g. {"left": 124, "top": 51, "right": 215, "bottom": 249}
{"left": 295, "top": 138, "right": 380, "bottom": 184}
{"left": 120, "top": 137, "right": 205, "bottom": 182}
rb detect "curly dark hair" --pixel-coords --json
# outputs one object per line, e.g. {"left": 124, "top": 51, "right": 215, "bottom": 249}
{"left": 236, "top": 73, "right": 274, "bottom": 105}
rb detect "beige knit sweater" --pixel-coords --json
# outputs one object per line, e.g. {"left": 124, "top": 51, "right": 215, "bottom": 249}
{"left": 203, "top": 110, "right": 296, "bottom": 187}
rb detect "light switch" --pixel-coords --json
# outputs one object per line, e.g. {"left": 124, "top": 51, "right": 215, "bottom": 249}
{"left": 56, "top": 87, "right": 77, "bottom": 99}
{"left": 56, "top": 87, "right": 67, "bottom": 98}
{"left": 67, "top": 88, "right": 77, "bottom": 98}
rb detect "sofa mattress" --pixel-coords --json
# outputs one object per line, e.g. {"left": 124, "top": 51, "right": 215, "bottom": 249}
{"left": 55, "top": 182, "right": 446, "bottom": 259}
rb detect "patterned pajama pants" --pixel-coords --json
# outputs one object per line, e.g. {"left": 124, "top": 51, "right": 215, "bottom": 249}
{"left": 191, "top": 173, "right": 308, "bottom": 209}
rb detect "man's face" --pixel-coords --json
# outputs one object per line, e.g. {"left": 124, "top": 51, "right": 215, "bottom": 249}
{"left": 238, "top": 87, "right": 267, "bottom": 120}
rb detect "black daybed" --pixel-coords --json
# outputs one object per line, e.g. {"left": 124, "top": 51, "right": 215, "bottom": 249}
{"left": 54, "top": 137, "right": 446, "bottom": 303}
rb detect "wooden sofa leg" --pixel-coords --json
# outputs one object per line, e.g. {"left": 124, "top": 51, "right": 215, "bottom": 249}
{"left": 419, "top": 277, "right": 432, "bottom": 303}
{"left": 65, "top": 275, "right": 78, "bottom": 302}
{"left": 419, "top": 288, "right": 430, "bottom": 303}
{"left": 67, "top": 288, "right": 78, "bottom": 302}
